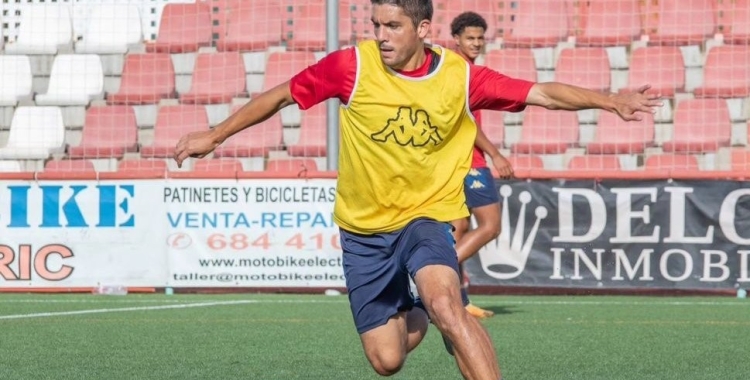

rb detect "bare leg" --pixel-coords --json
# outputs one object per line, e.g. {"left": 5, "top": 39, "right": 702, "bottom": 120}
{"left": 359, "top": 308, "right": 429, "bottom": 376}
{"left": 414, "top": 264, "right": 501, "bottom": 380}
{"left": 455, "top": 202, "right": 501, "bottom": 264}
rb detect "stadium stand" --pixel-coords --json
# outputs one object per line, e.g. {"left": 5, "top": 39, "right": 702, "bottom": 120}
{"left": 213, "top": 104, "right": 283, "bottom": 158}
{"left": 717, "top": 0, "right": 750, "bottom": 44}
{"left": 694, "top": 45, "right": 750, "bottom": 98}
{"left": 215, "top": 0, "right": 284, "bottom": 52}
{"left": 0, "top": 107, "right": 65, "bottom": 160}
{"left": 266, "top": 157, "right": 319, "bottom": 173}
{"left": 3, "top": 4, "right": 73, "bottom": 55}
{"left": 568, "top": 155, "right": 622, "bottom": 170}
{"left": 68, "top": 106, "right": 138, "bottom": 159}
{"left": 285, "top": 1, "right": 352, "bottom": 51}
{"left": 146, "top": 2, "right": 212, "bottom": 53}
{"left": 193, "top": 158, "right": 245, "bottom": 173}
{"left": 179, "top": 52, "right": 247, "bottom": 104}
{"left": 288, "top": 104, "right": 327, "bottom": 157}
{"left": 44, "top": 159, "right": 96, "bottom": 173}
{"left": 644, "top": 154, "right": 701, "bottom": 171}
{"left": 35, "top": 54, "right": 104, "bottom": 106}
{"left": 74, "top": 4, "right": 143, "bottom": 54}
{"left": 497, "top": 0, "right": 570, "bottom": 48}
{"left": 483, "top": 49, "right": 538, "bottom": 82}
{"left": 0, "top": 56, "right": 33, "bottom": 106}
{"left": 662, "top": 99, "right": 732, "bottom": 153}
{"left": 554, "top": 47, "right": 611, "bottom": 93}
{"left": 626, "top": 46, "right": 686, "bottom": 98}
{"left": 641, "top": 0, "right": 716, "bottom": 46}
{"left": 511, "top": 107, "right": 580, "bottom": 154}
{"left": 586, "top": 111, "right": 655, "bottom": 155}
{"left": 480, "top": 110, "right": 506, "bottom": 148}
{"left": 107, "top": 53, "right": 176, "bottom": 105}
{"left": 140, "top": 105, "right": 209, "bottom": 158}
{"left": 573, "top": 0, "right": 641, "bottom": 47}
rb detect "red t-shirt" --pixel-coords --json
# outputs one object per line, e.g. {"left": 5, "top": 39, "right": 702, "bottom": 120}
{"left": 289, "top": 47, "right": 534, "bottom": 168}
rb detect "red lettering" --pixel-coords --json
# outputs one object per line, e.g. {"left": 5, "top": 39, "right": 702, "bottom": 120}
{"left": 34, "top": 244, "right": 74, "bottom": 281}
{"left": 0, "top": 245, "right": 18, "bottom": 280}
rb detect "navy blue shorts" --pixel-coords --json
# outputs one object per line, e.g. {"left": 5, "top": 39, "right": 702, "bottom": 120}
{"left": 340, "top": 218, "right": 459, "bottom": 334}
{"left": 464, "top": 167, "right": 500, "bottom": 209}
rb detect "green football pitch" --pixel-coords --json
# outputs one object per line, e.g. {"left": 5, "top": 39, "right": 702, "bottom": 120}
{"left": 0, "top": 293, "right": 747, "bottom": 380}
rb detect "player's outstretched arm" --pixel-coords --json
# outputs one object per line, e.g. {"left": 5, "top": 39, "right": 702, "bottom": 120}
{"left": 173, "top": 81, "right": 295, "bottom": 167}
{"left": 524, "top": 83, "right": 663, "bottom": 122}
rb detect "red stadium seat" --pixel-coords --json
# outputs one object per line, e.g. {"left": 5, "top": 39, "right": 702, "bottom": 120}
{"left": 694, "top": 45, "right": 750, "bottom": 98}
{"left": 574, "top": 0, "right": 642, "bottom": 47}
{"left": 180, "top": 52, "right": 247, "bottom": 104}
{"left": 118, "top": 159, "right": 168, "bottom": 171}
{"left": 496, "top": 0, "right": 571, "bottom": 48}
{"left": 507, "top": 155, "right": 545, "bottom": 170}
{"left": 216, "top": 0, "right": 283, "bottom": 51}
{"left": 644, "top": 154, "right": 699, "bottom": 170}
{"left": 730, "top": 149, "right": 750, "bottom": 171}
{"left": 146, "top": 3, "right": 212, "bottom": 53}
{"left": 266, "top": 158, "right": 319, "bottom": 172}
{"left": 625, "top": 46, "right": 685, "bottom": 97}
{"left": 141, "top": 105, "right": 209, "bottom": 158}
{"left": 285, "top": 2, "right": 352, "bottom": 51}
{"left": 68, "top": 106, "right": 138, "bottom": 159}
{"left": 260, "top": 52, "right": 317, "bottom": 95}
{"left": 213, "top": 104, "right": 283, "bottom": 157}
{"left": 568, "top": 155, "right": 621, "bottom": 170}
{"left": 641, "top": 0, "right": 716, "bottom": 46}
{"left": 193, "top": 158, "right": 244, "bottom": 173}
{"left": 478, "top": 110, "right": 505, "bottom": 148}
{"left": 511, "top": 107, "right": 580, "bottom": 154}
{"left": 717, "top": 0, "right": 750, "bottom": 44}
{"left": 662, "top": 99, "right": 731, "bottom": 153}
{"left": 483, "top": 49, "right": 537, "bottom": 82}
{"left": 288, "top": 104, "right": 327, "bottom": 157}
{"left": 44, "top": 160, "right": 96, "bottom": 172}
{"left": 586, "top": 110, "right": 655, "bottom": 154}
{"left": 555, "top": 48, "right": 611, "bottom": 93}
{"left": 107, "top": 54, "right": 176, "bottom": 105}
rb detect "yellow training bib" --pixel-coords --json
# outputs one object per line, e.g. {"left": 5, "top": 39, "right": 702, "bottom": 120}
{"left": 334, "top": 40, "right": 477, "bottom": 234}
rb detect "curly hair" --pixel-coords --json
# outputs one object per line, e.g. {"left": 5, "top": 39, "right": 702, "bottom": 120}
{"left": 450, "top": 11, "right": 487, "bottom": 36}
{"left": 370, "top": 0, "right": 433, "bottom": 28}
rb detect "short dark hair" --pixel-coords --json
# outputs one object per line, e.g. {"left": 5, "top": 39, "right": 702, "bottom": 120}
{"left": 370, "top": 0, "right": 433, "bottom": 28}
{"left": 450, "top": 11, "right": 487, "bottom": 36}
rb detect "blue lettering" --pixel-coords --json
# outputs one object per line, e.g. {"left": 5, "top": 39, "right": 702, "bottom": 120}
{"left": 167, "top": 212, "right": 182, "bottom": 228}
{"left": 234, "top": 213, "right": 251, "bottom": 228}
{"left": 185, "top": 213, "right": 198, "bottom": 228}
{"left": 261, "top": 213, "right": 276, "bottom": 228}
{"left": 40, "top": 185, "right": 87, "bottom": 228}
{"left": 296, "top": 212, "right": 311, "bottom": 227}
{"left": 280, "top": 212, "right": 293, "bottom": 228}
{"left": 202, "top": 213, "right": 217, "bottom": 228}
{"left": 7, "top": 186, "right": 30, "bottom": 227}
{"left": 311, "top": 213, "right": 329, "bottom": 228}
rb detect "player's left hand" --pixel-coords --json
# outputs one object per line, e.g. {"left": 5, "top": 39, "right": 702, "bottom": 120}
{"left": 173, "top": 130, "right": 220, "bottom": 168}
{"left": 492, "top": 155, "right": 514, "bottom": 179}
{"left": 610, "top": 84, "right": 663, "bottom": 122}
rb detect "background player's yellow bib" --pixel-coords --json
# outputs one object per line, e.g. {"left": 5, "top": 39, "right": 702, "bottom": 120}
{"left": 334, "top": 40, "right": 477, "bottom": 234}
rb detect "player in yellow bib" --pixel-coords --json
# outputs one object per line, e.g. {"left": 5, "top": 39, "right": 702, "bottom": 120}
{"left": 173, "top": 1, "right": 661, "bottom": 378}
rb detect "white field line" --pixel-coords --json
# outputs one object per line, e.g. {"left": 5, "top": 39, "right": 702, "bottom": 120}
{"left": 0, "top": 300, "right": 258, "bottom": 320}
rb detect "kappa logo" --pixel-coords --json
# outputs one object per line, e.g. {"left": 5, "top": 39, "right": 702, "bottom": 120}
{"left": 371, "top": 106, "right": 443, "bottom": 146}
{"left": 475, "top": 185, "right": 548, "bottom": 279}
{"left": 469, "top": 180, "right": 485, "bottom": 190}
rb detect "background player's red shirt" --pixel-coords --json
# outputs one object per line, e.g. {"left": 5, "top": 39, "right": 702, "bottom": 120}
{"left": 289, "top": 47, "right": 534, "bottom": 168}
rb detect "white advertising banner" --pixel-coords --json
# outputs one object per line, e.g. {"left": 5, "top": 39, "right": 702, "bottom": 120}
{"left": 0, "top": 179, "right": 345, "bottom": 288}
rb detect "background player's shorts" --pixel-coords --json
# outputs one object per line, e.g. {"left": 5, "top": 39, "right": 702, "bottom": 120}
{"left": 340, "top": 218, "right": 459, "bottom": 334}
{"left": 464, "top": 167, "right": 500, "bottom": 209}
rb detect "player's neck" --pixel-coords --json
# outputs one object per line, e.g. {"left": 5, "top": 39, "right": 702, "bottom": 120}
{"left": 457, "top": 50, "right": 475, "bottom": 64}
{"left": 396, "top": 46, "right": 427, "bottom": 72}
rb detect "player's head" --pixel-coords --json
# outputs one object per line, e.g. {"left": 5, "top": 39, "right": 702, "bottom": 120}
{"left": 451, "top": 11, "right": 487, "bottom": 62}
{"left": 370, "top": 0, "right": 433, "bottom": 69}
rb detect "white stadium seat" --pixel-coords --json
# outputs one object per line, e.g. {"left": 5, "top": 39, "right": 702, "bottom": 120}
{"left": 35, "top": 55, "right": 104, "bottom": 106}
{"left": 4, "top": 5, "right": 73, "bottom": 55}
{"left": 0, "top": 161, "right": 22, "bottom": 173}
{"left": 75, "top": 4, "right": 143, "bottom": 54}
{"left": 0, "top": 55, "right": 33, "bottom": 106}
{"left": 0, "top": 107, "right": 65, "bottom": 160}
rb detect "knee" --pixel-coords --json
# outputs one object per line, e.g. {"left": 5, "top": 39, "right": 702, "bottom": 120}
{"left": 367, "top": 350, "right": 405, "bottom": 376}
{"left": 426, "top": 294, "right": 463, "bottom": 332}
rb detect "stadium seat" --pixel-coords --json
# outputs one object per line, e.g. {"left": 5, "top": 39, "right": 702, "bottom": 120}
{"left": 213, "top": 105, "right": 283, "bottom": 157}
{"left": 266, "top": 158, "right": 319, "bottom": 173}
{"left": 644, "top": 153, "right": 699, "bottom": 170}
{"left": 0, "top": 161, "right": 22, "bottom": 173}
{"left": 146, "top": 3, "right": 212, "bottom": 53}
{"left": 216, "top": 0, "right": 283, "bottom": 52}
{"left": 44, "top": 160, "right": 96, "bottom": 173}
{"left": 555, "top": 48, "right": 611, "bottom": 93}
{"left": 0, "top": 107, "right": 65, "bottom": 160}
{"left": 4, "top": 5, "right": 73, "bottom": 55}
{"left": 662, "top": 99, "right": 731, "bottom": 153}
{"left": 479, "top": 110, "right": 505, "bottom": 148}
{"left": 180, "top": 52, "right": 247, "bottom": 104}
{"left": 288, "top": 104, "right": 327, "bottom": 157}
{"left": 483, "top": 49, "right": 538, "bottom": 82}
{"left": 625, "top": 46, "right": 685, "bottom": 97}
{"left": 117, "top": 159, "right": 168, "bottom": 171}
{"left": 496, "top": 0, "right": 571, "bottom": 48}
{"left": 642, "top": 0, "right": 716, "bottom": 46}
{"left": 68, "top": 106, "right": 138, "bottom": 159}
{"left": 693, "top": 45, "right": 750, "bottom": 98}
{"left": 568, "top": 155, "right": 621, "bottom": 170}
{"left": 261, "top": 52, "right": 317, "bottom": 94}
{"left": 75, "top": 4, "right": 143, "bottom": 54}
{"left": 350, "top": 0, "right": 374, "bottom": 41}
{"left": 586, "top": 109, "right": 655, "bottom": 154}
{"left": 511, "top": 107, "right": 580, "bottom": 154}
{"left": 429, "top": 0, "right": 499, "bottom": 46}
{"left": 574, "top": 0, "right": 642, "bottom": 47}
{"left": 35, "top": 55, "right": 104, "bottom": 106}
{"left": 730, "top": 149, "right": 750, "bottom": 171}
{"left": 193, "top": 158, "right": 244, "bottom": 173}
{"left": 507, "top": 155, "right": 545, "bottom": 170}
{"left": 0, "top": 56, "right": 33, "bottom": 106}
{"left": 107, "top": 53, "right": 176, "bottom": 105}
{"left": 140, "top": 105, "right": 209, "bottom": 158}
{"left": 285, "top": 2, "right": 352, "bottom": 51}
{"left": 717, "top": 0, "right": 750, "bottom": 44}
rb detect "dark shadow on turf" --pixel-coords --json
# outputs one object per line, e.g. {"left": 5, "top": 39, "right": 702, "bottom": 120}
{"left": 483, "top": 305, "right": 519, "bottom": 315}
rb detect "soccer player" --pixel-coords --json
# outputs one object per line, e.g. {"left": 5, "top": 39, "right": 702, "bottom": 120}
{"left": 173, "top": 1, "right": 660, "bottom": 378}
{"left": 449, "top": 11, "right": 509, "bottom": 319}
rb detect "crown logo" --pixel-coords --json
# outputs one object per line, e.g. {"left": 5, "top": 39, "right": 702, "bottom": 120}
{"left": 475, "top": 185, "right": 548, "bottom": 279}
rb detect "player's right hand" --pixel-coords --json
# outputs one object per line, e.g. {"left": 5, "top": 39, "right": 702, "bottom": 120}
{"left": 173, "top": 130, "right": 220, "bottom": 168}
{"left": 492, "top": 155, "right": 514, "bottom": 179}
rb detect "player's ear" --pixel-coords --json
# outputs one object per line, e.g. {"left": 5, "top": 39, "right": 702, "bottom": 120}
{"left": 417, "top": 19, "right": 431, "bottom": 39}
